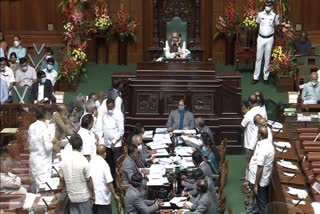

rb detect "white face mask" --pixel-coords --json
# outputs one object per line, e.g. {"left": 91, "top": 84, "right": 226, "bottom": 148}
{"left": 14, "top": 41, "right": 20, "bottom": 47}
{"left": 265, "top": 6, "right": 271, "bottom": 12}
{"left": 41, "top": 78, "right": 46, "bottom": 84}
{"left": 47, "top": 64, "right": 54, "bottom": 71}
{"left": 137, "top": 144, "right": 143, "bottom": 150}
{"left": 107, "top": 110, "right": 113, "bottom": 115}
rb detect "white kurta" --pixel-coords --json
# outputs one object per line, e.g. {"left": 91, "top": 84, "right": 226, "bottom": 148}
{"left": 28, "top": 120, "right": 53, "bottom": 185}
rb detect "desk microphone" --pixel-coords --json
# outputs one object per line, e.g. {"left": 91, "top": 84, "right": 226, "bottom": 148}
{"left": 287, "top": 173, "right": 296, "bottom": 183}
{"left": 294, "top": 198, "right": 304, "bottom": 207}
{"left": 280, "top": 146, "right": 287, "bottom": 154}
{"left": 52, "top": 166, "right": 59, "bottom": 175}
{"left": 45, "top": 182, "right": 53, "bottom": 191}
{"left": 276, "top": 128, "right": 282, "bottom": 134}
{"left": 42, "top": 198, "right": 49, "bottom": 208}
{"left": 314, "top": 133, "right": 320, "bottom": 142}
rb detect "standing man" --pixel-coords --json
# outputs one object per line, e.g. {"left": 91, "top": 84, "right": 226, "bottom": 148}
{"left": 107, "top": 79, "right": 124, "bottom": 113}
{"left": 166, "top": 99, "right": 194, "bottom": 131}
{"left": 60, "top": 134, "right": 94, "bottom": 214}
{"left": 252, "top": 0, "right": 279, "bottom": 84}
{"left": 90, "top": 144, "right": 119, "bottom": 214}
{"left": 7, "top": 35, "right": 26, "bottom": 62}
{"left": 247, "top": 126, "right": 275, "bottom": 213}
{"left": 96, "top": 98, "right": 124, "bottom": 176}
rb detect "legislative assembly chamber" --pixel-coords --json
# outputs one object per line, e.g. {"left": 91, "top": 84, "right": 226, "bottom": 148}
{"left": 0, "top": 0, "right": 320, "bottom": 213}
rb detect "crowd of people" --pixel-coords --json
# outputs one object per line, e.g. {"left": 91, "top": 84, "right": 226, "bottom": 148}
{"left": 0, "top": 33, "right": 58, "bottom": 104}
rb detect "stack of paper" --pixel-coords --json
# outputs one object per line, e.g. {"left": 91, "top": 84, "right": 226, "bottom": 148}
{"left": 175, "top": 146, "right": 194, "bottom": 156}
{"left": 288, "top": 91, "right": 298, "bottom": 104}
{"left": 173, "top": 130, "right": 196, "bottom": 135}
{"left": 277, "top": 160, "right": 298, "bottom": 170}
{"left": 154, "top": 149, "right": 169, "bottom": 157}
{"left": 157, "top": 157, "right": 173, "bottom": 164}
{"left": 287, "top": 187, "right": 308, "bottom": 198}
{"left": 274, "top": 141, "right": 291, "bottom": 148}
{"left": 146, "top": 141, "right": 168, "bottom": 150}
{"left": 276, "top": 147, "right": 288, "bottom": 153}
{"left": 153, "top": 134, "right": 172, "bottom": 144}
{"left": 142, "top": 130, "right": 153, "bottom": 140}
{"left": 297, "top": 115, "right": 312, "bottom": 121}
{"left": 311, "top": 202, "right": 320, "bottom": 213}
{"left": 146, "top": 177, "right": 169, "bottom": 186}
{"left": 181, "top": 135, "right": 202, "bottom": 147}
{"left": 170, "top": 197, "right": 188, "bottom": 207}
{"left": 155, "top": 128, "right": 167, "bottom": 134}
{"left": 149, "top": 164, "right": 166, "bottom": 176}
{"left": 0, "top": 128, "right": 18, "bottom": 134}
{"left": 23, "top": 193, "right": 38, "bottom": 210}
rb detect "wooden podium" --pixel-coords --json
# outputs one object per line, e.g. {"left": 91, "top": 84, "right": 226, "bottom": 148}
{"left": 113, "top": 62, "right": 243, "bottom": 154}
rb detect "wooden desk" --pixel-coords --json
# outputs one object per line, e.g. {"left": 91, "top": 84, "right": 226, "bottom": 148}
{"left": 112, "top": 62, "right": 243, "bottom": 154}
{"left": 275, "top": 147, "right": 298, "bottom": 161}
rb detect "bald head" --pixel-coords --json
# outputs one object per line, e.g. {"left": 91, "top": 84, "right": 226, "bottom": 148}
{"left": 248, "top": 94, "right": 258, "bottom": 107}
{"left": 132, "top": 134, "right": 143, "bottom": 146}
{"left": 97, "top": 144, "right": 106, "bottom": 159}
{"left": 171, "top": 32, "right": 180, "bottom": 43}
{"left": 258, "top": 126, "right": 268, "bottom": 140}
{"left": 195, "top": 117, "right": 205, "bottom": 129}
{"left": 254, "top": 114, "right": 263, "bottom": 126}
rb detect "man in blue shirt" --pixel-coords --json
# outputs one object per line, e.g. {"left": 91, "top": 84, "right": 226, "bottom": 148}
{"left": 40, "top": 48, "right": 59, "bottom": 71}
{"left": 7, "top": 35, "right": 26, "bottom": 62}
{"left": 0, "top": 78, "right": 9, "bottom": 103}
{"left": 302, "top": 71, "right": 320, "bottom": 104}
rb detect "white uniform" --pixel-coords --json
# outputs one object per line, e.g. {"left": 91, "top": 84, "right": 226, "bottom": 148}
{"left": 253, "top": 10, "right": 279, "bottom": 81}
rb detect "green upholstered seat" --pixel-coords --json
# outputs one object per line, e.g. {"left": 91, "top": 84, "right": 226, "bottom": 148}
{"left": 166, "top": 16, "right": 187, "bottom": 42}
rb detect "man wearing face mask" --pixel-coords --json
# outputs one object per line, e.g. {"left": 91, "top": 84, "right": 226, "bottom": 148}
{"left": 42, "top": 57, "right": 57, "bottom": 86}
{"left": 195, "top": 117, "right": 214, "bottom": 145}
{"left": 166, "top": 99, "right": 194, "bottom": 131}
{"left": 131, "top": 134, "right": 155, "bottom": 168}
{"left": 7, "top": 35, "right": 26, "bottom": 62}
{"left": 96, "top": 98, "right": 124, "bottom": 177}
{"left": 302, "top": 71, "right": 320, "bottom": 104}
{"left": 252, "top": 0, "right": 279, "bottom": 84}
{"left": 0, "top": 57, "right": 15, "bottom": 92}
{"left": 15, "top": 57, "right": 37, "bottom": 87}
{"left": 40, "top": 48, "right": 59, "bottom": 71}
{"left": 30, "top": 71, "right": 53, "bottom": 104}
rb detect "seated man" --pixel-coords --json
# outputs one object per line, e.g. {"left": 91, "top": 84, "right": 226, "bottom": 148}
{"left": 0, "top": 161, "right": 27, "bottom": 195}
{"left": 166, "top": 99, "right": 194, "bottom": 131}
{"left": 294, "top": 31, "right": 312, "bottom": 56}
{"left": 131, "top": 134, "right": 155, "bottom": 168}
{"left": 40, "top": 48, "right": 59, "bottom": 71}
{"left": 15, "top": 57, "right": 37, "bottom": 87}
{"left": 7, "top": 35, "right": 26, "bottom": 62}
{"left": 30, "top": 71, "right": 54, "bottom": 104}
{"left": 0, "top": 57, "right": 15, "bottom": 92}
{"left": 302, "top": 71, "right": 320, "bottom": 104}
{"left": 42, "top": 58, "right": 57, "bottom": 86}
{"left": 195, "top": 117, "right": 214, "bottom": 144}
{"left": 125, "top": 173, "right": 161, "bottom": 214}
{"left": 163, "top": 32, "right": 190, "bottom": 59}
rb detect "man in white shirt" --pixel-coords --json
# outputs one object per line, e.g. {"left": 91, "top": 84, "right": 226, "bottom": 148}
{"left": 90, "top": 144, "right": 119, "bottom": 214}
{"left": 78, "top": 114, "right": 98, "bottom": 161}
{"left": 0, "top": 161, "right": 27, "bottom": 195}
{"left": 253, "top": 0, "right": 279, "bottom": 84}
{"left": 28, "top": 106, "right": 53, "bottom": 192}
{"left": 255, "top": 91, "right": 268, "bottom": 120}
{"left": 106, "top": 79, "right": 124, "bottom": 113}
{"left": 254, "top": 114, "right": 273, "bottom": 143}
{"left": 0, "top": 57, "right": 15, "bottom": 91}
{"left": 96, "top": 98, "right": 124, "bottom": 178}
{"left": 163, "top": 32, "right": 190, "bottom": 59}
{"left": 241, "top": 94, "right": 261, "bottom": 194}
{"left": 15, "top": 57, "right": 37, "bottom": 87}
{"left": 247, "top": 126, "right": 275, "bottom": 214}
{"left": 60, "top": 134, "right": 94, "bottom": 214}
{"left": 42, "top": 58, "right": 57, "bottom": 86}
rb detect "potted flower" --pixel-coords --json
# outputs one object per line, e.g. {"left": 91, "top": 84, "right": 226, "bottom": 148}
{"left": 241, "top": 0, "right": 258, "bottom": 30}
{"left": 93, "top": 1, "right": 112, "bottom": 34}
{"left": 214, "top": 1, "right": 239, "bottom": 64}
{"left": 113, "top": 3, "right": 137, "bottom": 65}
{"left": 270, "top": 46, "right": 297, "bottom": 92}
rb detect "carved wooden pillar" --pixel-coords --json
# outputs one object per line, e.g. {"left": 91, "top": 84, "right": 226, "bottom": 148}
{"left": 118, "top": 35, "right": 128, "bottom": 65}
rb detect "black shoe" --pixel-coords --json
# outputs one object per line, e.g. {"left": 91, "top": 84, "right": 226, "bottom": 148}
{"left": 264, "top": 80, "right": 270, "bottom": 84}
{"left": 251, "top": 80, "right": 258, "bottom": 84}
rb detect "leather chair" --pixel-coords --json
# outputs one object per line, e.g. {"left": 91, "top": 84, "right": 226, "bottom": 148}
{"left": 165, "top": 16, "right": 187, "bottom": 45}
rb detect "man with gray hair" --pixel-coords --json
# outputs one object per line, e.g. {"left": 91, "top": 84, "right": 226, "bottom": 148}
{"left": 131, "top": 134, "right": 154, "bottom": 168}
{"left": 195, "top": 117, "right": 214, "bottom": 145}
{"left": 0, "top": 161, "right": 27, "bottom": 195}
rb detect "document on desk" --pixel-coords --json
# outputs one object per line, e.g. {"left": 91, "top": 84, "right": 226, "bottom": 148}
{"left": 147, "top": 142, "right": 169, "bottom": 150}
{"left": 39, "top": 177, "right": 60, "bottom": 191}
{"left": 276, "top": 147, "right": 288, "bottom": 153}
{"left": 23, "top": 193, "right": 38, "bottom": 210}
{"left": 147, "top": 177, "right": 169, "bottom": 186}
{"left": 311, "top": 202, "right": 320, "bottom": 213}
{"left": 142, "top": 130, "right": 154, "bottom": 139}
{"left": 175, "top": 146, "right": 194, "bottom": 156}
{"left": 155, "top": 128, "right": 168, "bottom": 134}
{"left": 157, "top": 157, "right": 173, "bottom": 164}
{"left": 173, "top": 129, "right": 196, "bottom": 135}
{"left": 277, "top": 160, "right": 298, "bottom": 170}
{"left": 179, "top": 158, "right": 195, "bottom": 168}
{"left": 149, "top": 164, "right": 166, "bottom": 176}
{"left": 38, "top": 195, "right": 55, "bottom": 206}
{"left": 292, "top": 199, "right": 305, "bottom": 205}
{"left": 153, "top": 133, "right": 172, "bottom": 144}
{"left": 154, "top": 149, "right": 169, "bottom": 156}
{"left": 287, "top": 187, "right": 308, "bottom": 197}
{"left": 0, "top": 128, "right": 18, "bottom": 133}
{"left": 312, "top": 182, "right": 320, "bottom": 194}
{"left": 181, "top": 135, "right": 202, "bottom": 146}
{"left": 170, "top": 196, "right": 187, "bottom": 205}
{"left": 274, "top": 141, "right": 291, "bottom": 148}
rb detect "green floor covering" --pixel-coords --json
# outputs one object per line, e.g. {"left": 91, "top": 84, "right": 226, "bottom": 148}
{"left": 63, "top": 62, "right": 288, "bottom": 213}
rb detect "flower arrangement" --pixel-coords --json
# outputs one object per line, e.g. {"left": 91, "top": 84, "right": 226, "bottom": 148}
{"left": 93, "top": 1, "right": 112, "bottom": 31}
{"left": 214, "top": 1, "right": 239, "bottom": 39}
{"left": 113, "top": 3, "right": 137, "bottom": 41}
{"left": 270, "top": 45, "right": 296, "bottom": 77}
{"left": 241, "top": 0, "right": 258, "bottom": 29}
{"left": 58, "top": 42, "right": 88, "bottom": 83}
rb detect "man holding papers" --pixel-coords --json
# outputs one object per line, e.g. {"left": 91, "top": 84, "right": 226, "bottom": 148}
{"left": 166, "top": 99, "right": 194, "bottom": 131}
{"left": 247, "top": 126, "right": 275, "bottom": 214}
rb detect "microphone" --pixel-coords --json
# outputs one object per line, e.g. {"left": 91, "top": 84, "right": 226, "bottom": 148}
{"left": 287, "top": 173, "right": 296, "bottom": 183}
{"left": 294, "top": 198, "right": 303, "bottom": 207}
{"left": 42, "top": 198, "right": 49, "bottom": 208}
{"left": 52, "top": 166, "right": 59, "bottom": 175}
{"left": 280, "top": 146, "right": 287, "bottom": 154}
{"left": 45, "top": 182, "right": 53, "bottom": 191}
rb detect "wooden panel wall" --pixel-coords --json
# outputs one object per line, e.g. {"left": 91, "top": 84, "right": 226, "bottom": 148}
{"left": 0, "top": 0, "right": 319, "bottom": 64}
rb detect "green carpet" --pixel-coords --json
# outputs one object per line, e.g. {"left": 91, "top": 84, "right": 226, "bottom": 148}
{"left": 62, "top": 62, "right": 287, "bottom": 213}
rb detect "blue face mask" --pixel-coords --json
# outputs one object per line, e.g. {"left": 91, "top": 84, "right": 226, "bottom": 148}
{"left": 178, "top": 106, "right": 185, "bottom": 112}
{"left": 47, "top": 64, "right": 54, "bottom": 71}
